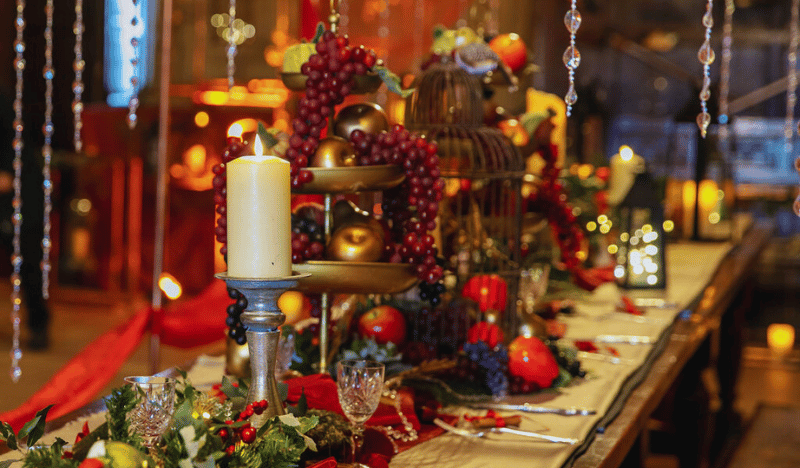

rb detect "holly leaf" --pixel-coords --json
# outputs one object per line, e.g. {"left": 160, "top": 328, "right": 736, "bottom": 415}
{"left": 257, "top": 122, "right": 279, "bottom": 149}
{"left": 220, "top": 376, "right": 247, "bottom": 398}
{"left": 312, "top": 22, "right": 326, "bottom": 44}
{"left": 374, "top": 66, "right": 415, "bottom": 98}
{"left": 18, "top": 404, "right": 53, "bottom": 448}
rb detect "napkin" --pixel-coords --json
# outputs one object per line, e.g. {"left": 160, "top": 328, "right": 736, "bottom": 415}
{"left": 285, "top": 374, "right": 420, "bottom": 430}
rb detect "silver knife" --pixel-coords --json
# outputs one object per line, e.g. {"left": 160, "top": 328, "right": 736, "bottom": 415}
{"left": 468, "top": 402, "right": 596, "bottom": 416}
{"left": 592, "top": 335, "right": 653, "bottom": 345}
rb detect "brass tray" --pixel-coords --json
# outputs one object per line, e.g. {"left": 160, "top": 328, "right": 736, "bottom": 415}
{"left": 281, "top": 72, "right": 382, "bottom": 94}
{"left": 293, "top": 261, "right": 417, "bottom": 294}
{"left": 294, "top": 165, "right": 405, "bottom": 194}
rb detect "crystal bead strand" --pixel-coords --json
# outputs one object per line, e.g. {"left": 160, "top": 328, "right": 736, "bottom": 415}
{"left": 73, "top": 0, "right": 84, "bottom": 152}
{"left": 785, "top": 0, "right": 799, "bottom": 157}
{"left": 790, "top": 0, "right": 800, "bottom": 217}
{"left": 226, "top": 0, "right": 236, "bottom": 90}
{"left": 10, "top": 0, "right": 26, "bottom": 382}
{"left": 127, "top": 0, "right": 140, "bottom": 129}
{"left": 41, "top": 0, "right": 54, "bottom": 300}
{"left": 697, "top": 0, "right": 715, "bottom": 138}
{"left": 563, "top": 0, "right": 581, "bottom": 117}
{"left": 717, "top": 0, "right": 734, "bottom": 146}
{"left": 717, "top": 0, "right": 734, "bottom": 124}
{"left": 376, "top": 0, "right": 389, "bottom": 107}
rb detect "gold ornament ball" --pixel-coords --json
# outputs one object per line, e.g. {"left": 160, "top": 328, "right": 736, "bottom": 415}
{"left": 311, "top": 136, "right": 357, "bottom": 168}
{"left": 327, "top": 223, "right": 385, "bottom": 262}
{"left": 334, "top": 103, "right": 389, "bottom": 139}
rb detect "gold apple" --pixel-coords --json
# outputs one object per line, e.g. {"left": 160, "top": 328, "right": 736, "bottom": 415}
{"left": 327, "top": 223, "right": 385, "bottom": 262}
{"left": 311, "top": 136, "right": 357, "bottom": 168}
{"left": 334, "top": 103, "right": 389, "bottom": 139}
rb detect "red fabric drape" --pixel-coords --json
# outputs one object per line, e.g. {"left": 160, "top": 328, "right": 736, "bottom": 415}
{"left": 0, "top": 310, "right": 151, "bottom": 430}
{"left": 300, "top": 0, "right": 322, "bottom": 40}
{"left": 0, "top": 280, "right": 232, "bottom": 430}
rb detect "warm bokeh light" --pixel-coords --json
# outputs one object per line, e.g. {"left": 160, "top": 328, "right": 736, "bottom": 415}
{"left": 194, "top": 111, "right": 210, "bottom": 128}
{"left": 619, "top": 145, "right": 634, "bottom": 162}
{"left": 663, "top": 220, "right": 675, "bottom": 232}
{"left": 184, "top": 144, "right": 207, "bottom": 174}
{"left": 228, "top": 122, "right": 244, "bottom": 139}
{"left": 159, "top": 273, "right": 183, "bottom": 300}
{"left": 767, "top": 324, "right": 795, "bottom": 357}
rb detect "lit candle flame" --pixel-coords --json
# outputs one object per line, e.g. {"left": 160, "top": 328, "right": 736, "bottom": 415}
{"left": 227, "top": 122, "right": 244, "bottom": 139}
{"left": 254, "top": 134, "right": 263, "bottom": 157}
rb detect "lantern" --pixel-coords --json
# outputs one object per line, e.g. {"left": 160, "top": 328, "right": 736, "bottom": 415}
{"left": 614, "top": 171, "right": 667, "bottom": 289}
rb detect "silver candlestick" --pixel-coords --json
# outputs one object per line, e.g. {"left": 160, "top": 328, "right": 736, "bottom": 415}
{"left": 216, "top": 272, "right": 308, "bottom": 428}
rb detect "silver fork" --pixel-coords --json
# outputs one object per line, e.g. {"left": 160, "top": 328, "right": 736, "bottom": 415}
{"left": 433, "top": 418, "right": 578, "bottom": 445}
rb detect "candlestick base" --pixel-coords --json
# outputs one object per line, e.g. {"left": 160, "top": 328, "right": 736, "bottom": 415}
{"left": 215, "top": 272, "right": 309, "bottom": 428}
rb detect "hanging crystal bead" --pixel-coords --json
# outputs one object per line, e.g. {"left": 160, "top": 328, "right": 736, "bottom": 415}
{"left": 702, "top": 11, "right": 714, "bottom": 28}
{"left": 41, "top": 0, "right": 54, "bottom": 300}
{"left": 564, "top": 10, "right": 581, "bottom": 33}
{"left": 565, "top": 85, "right": 578, "bottom": 106}
{"left": 697, "top": 112, "right": 711, "bottom": 137}
{"left": 227, "top": 0, "right": 237, "bottom": 90}
{"left": 10, "top": 0, "right": 26, "bottom": 383}
{"left": 563, "top": 0, "right": 581, "bottom": 117}
{"left": 563, "top": 46, "right": 581, "bottom": 69}
{"left": 698, "top": 41, "right": 715, "bottom": 65}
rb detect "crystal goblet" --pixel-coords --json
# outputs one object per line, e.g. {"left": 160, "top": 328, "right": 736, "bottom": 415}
{"left": 336, "top": 359, "right": 385, "bottom": 467}
{"left": 124, "top": 376, "right": 176, "bottom": 449}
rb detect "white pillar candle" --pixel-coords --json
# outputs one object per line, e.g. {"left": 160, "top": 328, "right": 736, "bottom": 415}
{"left": 608, "top": 145, "right": 645, "bottom": 206}
{"left": 226, "top": 137, "right": 292, "bottom": 278}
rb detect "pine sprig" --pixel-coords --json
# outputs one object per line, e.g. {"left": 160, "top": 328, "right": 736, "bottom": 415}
{"left": 21, "top": 439, "right": 75, "bottom": 468}
{"left": 105, "top": 385, "right": 143, "bottom": 448}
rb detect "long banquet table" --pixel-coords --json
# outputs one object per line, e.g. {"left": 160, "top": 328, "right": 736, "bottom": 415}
{"left": 2, "top": 220, "right": 773, "bottom": 468}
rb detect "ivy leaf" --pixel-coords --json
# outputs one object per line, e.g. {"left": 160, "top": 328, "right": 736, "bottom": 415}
{"left": 0, "top": 421, "right": 14, "bottom": 441}
{"left": 19, "top": 404, "right": 53, "bottom": 448}
{"left": 374, "top": 66, "right": 415, "bottom": 98}
{"left": 257, "top": 122, "right": 279, "bottom": 149}
{"left": 311, "top": 22, "right": 326, "bottom": 44}
{"left": 172, "top": 398, "right": 195, "bottom": 429}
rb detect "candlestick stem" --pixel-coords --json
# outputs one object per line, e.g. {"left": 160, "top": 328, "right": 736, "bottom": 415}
{"left": 216, "top": 273, "right": 307, "bottom": 428}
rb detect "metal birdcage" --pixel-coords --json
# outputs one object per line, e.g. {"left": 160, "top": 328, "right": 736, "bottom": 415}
{"left": 406, "top": 62, "right": 526, "bottom": 341}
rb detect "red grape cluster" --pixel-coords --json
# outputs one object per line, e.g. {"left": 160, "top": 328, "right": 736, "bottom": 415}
{"left": 225, "top": 287, "right": 247, "bottom": 344}
{"left": 526, "top": 145, "right": 584, "bottom": 273}
{"left": 212, "top": 136, "right": 247, "bottom": 257}
{"left": 345, "top": 124, "right": 445, "bottom": 284}
{"left": 285, "top": 31, "right": 378, "bottom": 189}
{"left": 291, "top": 213, "right": 325, "bottom": 263}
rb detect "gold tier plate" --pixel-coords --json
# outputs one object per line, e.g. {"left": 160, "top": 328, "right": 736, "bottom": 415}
{"left": 281, "top": 72, "right": 382, "bottom": 94}
{"left": 294, "top": 165, "right": 405, "bottom": 194}
{"left": 293, "top": 261, "right": 417, "bottom": 294}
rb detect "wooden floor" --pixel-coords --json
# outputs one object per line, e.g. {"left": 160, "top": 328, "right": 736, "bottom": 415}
{"left": 727, "top": 404, "right": 800, "bottom": 468}
{"left": 0, "top": 288, "right": 224, "bottom": 413}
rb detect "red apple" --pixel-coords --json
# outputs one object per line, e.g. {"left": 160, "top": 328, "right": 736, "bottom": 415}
{"left": 358, "top": 305, "right": 407, "bottom": 345}
{"left": 508, "top": 335, "right": 559, "bottom": 389}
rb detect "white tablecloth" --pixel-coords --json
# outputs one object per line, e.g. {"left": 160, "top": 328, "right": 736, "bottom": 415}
{"left": 0, "top": 242, "right": 733, "bottom": 468}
